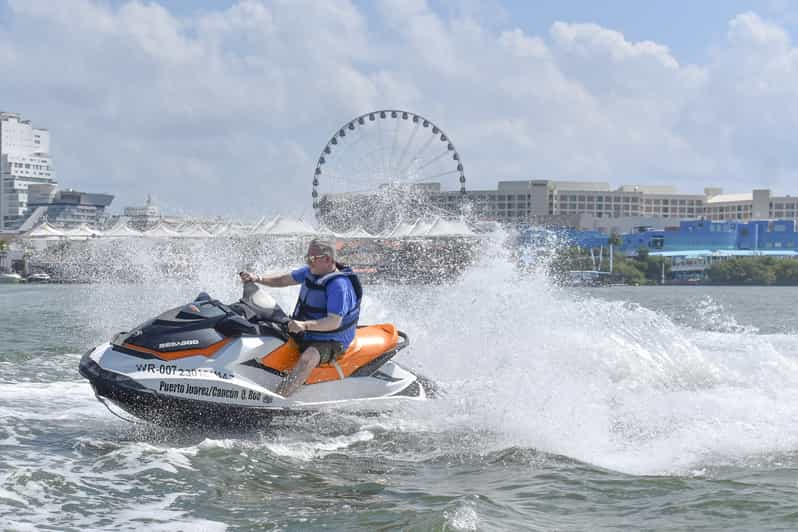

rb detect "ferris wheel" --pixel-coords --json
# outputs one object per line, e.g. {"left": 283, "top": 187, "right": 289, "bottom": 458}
{"left": 312, "top": 110, "right": 466, "bottom": 232}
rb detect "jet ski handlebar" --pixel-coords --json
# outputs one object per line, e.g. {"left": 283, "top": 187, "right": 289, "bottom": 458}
{"left": 239, "top": 281, "right": 290, "bottom": 325}
{"left": 397, "top": 330, "right": 409, "bottom": 349}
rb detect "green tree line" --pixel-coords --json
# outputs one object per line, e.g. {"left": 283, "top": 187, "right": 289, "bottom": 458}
{"left": 706, "top": 257, "right": 798, "bottom": 285}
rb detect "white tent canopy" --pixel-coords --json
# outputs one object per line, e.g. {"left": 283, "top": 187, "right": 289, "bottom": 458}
{"left": 407, "top": 218, "right": 435, "bottom": 236}
{"left": 315, "top": 225, "right": 337, "bottom": 237}
{"left": 22, "top": 216, "right": 474, "bottom": 242}
{"left": 177, "top": 224, "right": 212, "bottom": 238}
{"left": 26, "top": 222, "right": 66, "bottom": 239}
{"left": 142, "top": 222, "right": 180, "bottom": 238}
{"left": 387, "top": 221, "right": 416, "bottom": 238}
{"left": 256, "top": 215, "right": 317, "bottom": 236}
{"left": 208, "top": 223, "right": 233, "bottom": 237}
{"left": 212, "top": 223, "right": 258, "bottom": 237}
{"left": 81, "top": 224, "right": 103, "bottom": 236}
{"left": 424, "top": 217, "right": 475, "bottom": 237}
{"left": 248, "top": 216, "right": 270, "bottom": 235}
{"left": 104, "top": 222, "right": 142, "bottom": 238}
{"left": 336, "top": 226, "right": 375, "bottom": 239}
{"left": 62, "top": 224, "right": 102, "bottom": 240}
{"left": 380, "top": 217, "right": 476, "bottom": 238}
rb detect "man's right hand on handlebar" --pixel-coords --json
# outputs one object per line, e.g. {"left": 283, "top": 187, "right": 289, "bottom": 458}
{"left": 239, "top": 271, "right": 258, "bottom": 283}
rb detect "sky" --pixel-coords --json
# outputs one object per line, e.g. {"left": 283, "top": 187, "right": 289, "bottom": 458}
{"left": 3, "top": 0, "right": 798, "bottom": 218}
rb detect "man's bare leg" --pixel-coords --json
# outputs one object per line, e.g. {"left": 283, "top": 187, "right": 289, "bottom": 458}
{"left": 276, "top": 347, "right": 321, "bottom": 397}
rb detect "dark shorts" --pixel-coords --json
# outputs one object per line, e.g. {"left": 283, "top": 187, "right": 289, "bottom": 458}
{"left": 297, "top": 339, "right": 345, "bottom": 365}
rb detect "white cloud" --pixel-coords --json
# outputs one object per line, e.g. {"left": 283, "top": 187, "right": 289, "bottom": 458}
{"left": 2, "top": 1, "right": 798, "bottom": 217}
{"left": 728, "top": 11, "right": 790, "bottom": 50}
{"left": 678, "top": 13, "right": 798, "bottom": 180}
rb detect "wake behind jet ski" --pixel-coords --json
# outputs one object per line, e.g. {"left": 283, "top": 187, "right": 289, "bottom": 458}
{"left": 79, "top": 282, "right": 432, "bottom": 427}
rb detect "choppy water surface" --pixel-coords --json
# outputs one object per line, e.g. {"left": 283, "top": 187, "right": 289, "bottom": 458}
{"left": 3, "top": 244, "right": 798, "bottom": 530}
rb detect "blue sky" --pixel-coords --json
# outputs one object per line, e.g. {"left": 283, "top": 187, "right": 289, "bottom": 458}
{"left": 3, "top": 0, "right": 798, "bottom": 216}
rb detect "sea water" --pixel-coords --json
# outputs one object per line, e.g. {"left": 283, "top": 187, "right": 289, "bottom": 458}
{"left": 2, "top": 238, "right": 798, "bottom": 530}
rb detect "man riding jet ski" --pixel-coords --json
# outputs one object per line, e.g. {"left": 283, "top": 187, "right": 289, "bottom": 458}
{"left": 79, "top": 240, "right": 431, "bottom": 427}
{"left": 239, "top": 238, "right": 362, "bottom": 397}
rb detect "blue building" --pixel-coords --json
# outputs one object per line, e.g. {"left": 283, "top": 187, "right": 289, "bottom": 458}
{"left": 520, "top": 219, "right": 798, "bottom": 255}
{"left": 618, "top": 219, "right": 798, "bottom": 255}
{"left": 618, "top": 219, "right": 798, "bottom": 281}
{"left": 519, "top": 220, "right": 798, "bottom": 282}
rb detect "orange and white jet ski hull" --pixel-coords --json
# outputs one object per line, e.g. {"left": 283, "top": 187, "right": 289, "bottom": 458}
{"left": 79, "top": 288, "right": 432, "bottom": 427}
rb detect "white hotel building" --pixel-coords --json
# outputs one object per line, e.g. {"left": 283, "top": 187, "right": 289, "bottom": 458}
{"left": 0, "top": 112, "right": 57, "bottom": 230}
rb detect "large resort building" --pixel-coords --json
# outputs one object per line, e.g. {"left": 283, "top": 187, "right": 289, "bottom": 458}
{"left": 419, "top": 180, "right": 797, "bottom": 231}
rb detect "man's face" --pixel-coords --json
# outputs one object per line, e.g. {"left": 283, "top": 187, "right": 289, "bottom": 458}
{"left": 306, "top": 246, "right": 333, "bottom": 275}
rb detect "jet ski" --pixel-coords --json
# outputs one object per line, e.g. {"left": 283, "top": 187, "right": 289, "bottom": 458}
{"left": 79, "top": 282, "right": 433, "bottom": 427}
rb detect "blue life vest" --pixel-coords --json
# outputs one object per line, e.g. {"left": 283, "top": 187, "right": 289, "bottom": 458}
{"left": 292, "top": 264, "right": 362, "bottom": 343}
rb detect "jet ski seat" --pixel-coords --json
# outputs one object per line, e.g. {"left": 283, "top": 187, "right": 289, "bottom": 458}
{"left": 260, "top": 324, "right": 402, "bottom": 384}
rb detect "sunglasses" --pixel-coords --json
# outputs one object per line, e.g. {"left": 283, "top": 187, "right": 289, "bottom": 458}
{"left": 306, "top": 254, "right": 330, "bottom": 263}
